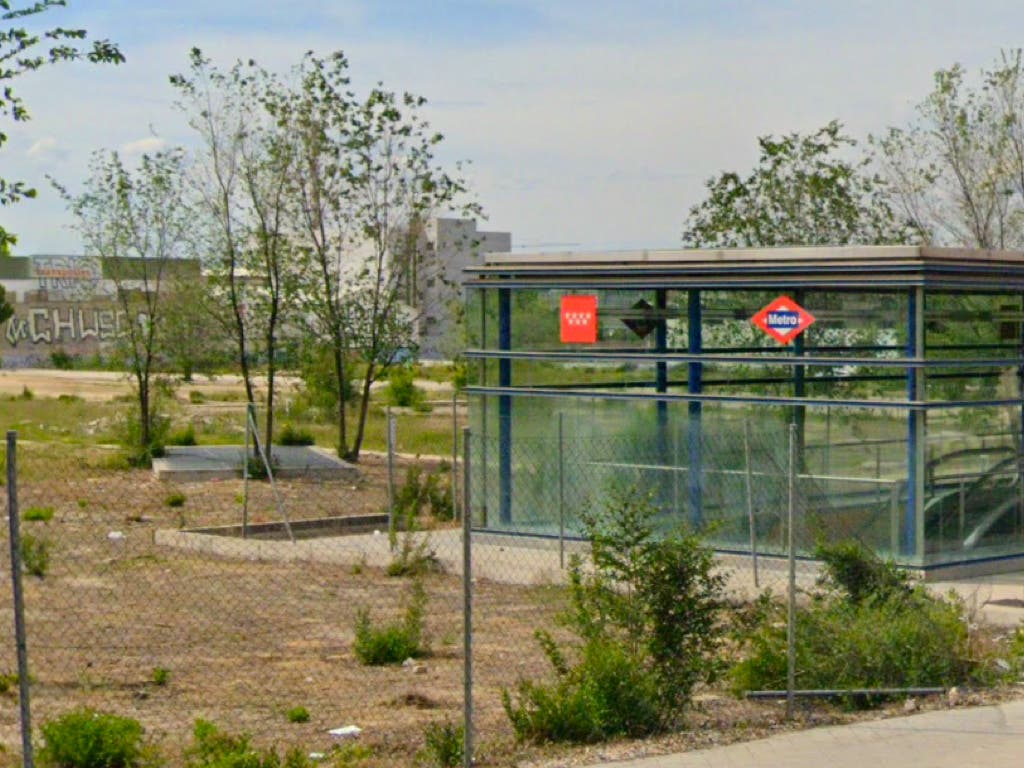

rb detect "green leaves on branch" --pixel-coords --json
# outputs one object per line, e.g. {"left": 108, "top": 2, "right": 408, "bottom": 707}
{"left": 683, "top": 120, "right": 912, "bottom": 248}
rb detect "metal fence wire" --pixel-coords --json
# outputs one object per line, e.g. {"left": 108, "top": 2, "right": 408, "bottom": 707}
{"left": 1, "top": 404, "right": 896, "bottom": 766}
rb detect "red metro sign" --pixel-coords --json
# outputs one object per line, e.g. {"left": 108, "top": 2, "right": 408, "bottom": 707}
{"left": 751, "top": 296, "right": 815, "bottom": 345}
{"left": 560, "top": 295, "right": 598, "bottom": 343}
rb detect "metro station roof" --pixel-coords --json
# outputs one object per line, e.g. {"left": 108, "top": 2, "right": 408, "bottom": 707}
{"left": 464, "top": 246, "right": 1024, "bottom": 290}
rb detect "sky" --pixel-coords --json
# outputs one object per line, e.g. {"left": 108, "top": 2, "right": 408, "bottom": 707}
{"left": 5, "top": 0, "right": 1024, "bottom": 255}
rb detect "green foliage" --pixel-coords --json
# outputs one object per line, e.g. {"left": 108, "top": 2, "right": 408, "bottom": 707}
{"left": 0, "top": 0, "right": 124, "bottom": 255}
{"left": 184, "top": 719, "right": 301, "bottom": 768}
{"left": 51, "top": 349, "right": 76, "bottom": 370}
{"left": 683, "top": 120, "right": 911, "bottom": 248}
{"left": 164, "top": 492, "right": 186, "bottom": 508}
{"left": 731, "top": 543, "right": 973, "bottom": 696}
{"left": 20, "top": 533, "right": 50, "bottom": 578}
{"left": 188, "top": 390, "right": 206, "bottom": 404}
{"left": 23, "top": 505, "right": 54, "bottom": 522}
{"left": 420, "top": 720, "right": 463, "bottom": 768}
{"left": 38, "top": 708, "right": 152, "bottom": 768}
{"left": 285, "top": 706, "right": 309, "bottom": 724}
{"left": 276, "top": 424, "right": 314, "bottom": 446}
{"left": 393, "top": 465, "right": 454, "bottom": 522}
{"left": 151, "top": 667, "right": 169, "bottom": 687}
{"left": 815, "top": 540, "right": 911, "bottom": 603}
{"left": 0, "top": 670, "right": 19, "bottom": 694}
{"left": 503, "top": 489, "right": 724, "bottom": 742}
{"left": 386, "top": 365, "right": 424, "bottom": 408}
{"left": 353, "top": 578, "right": 428, "bottom": 665}
{"left": 166, "top": 423, "right": 197, "bottom": 446}
{"left": 19, "top": 385, "right": 33, "bottom": 400}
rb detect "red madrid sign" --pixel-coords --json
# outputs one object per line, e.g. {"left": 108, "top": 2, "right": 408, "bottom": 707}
{"left": 751, "top": 296, "right": 815, "bottom": 345}
{"left": 560, "top": 295, "right": 598, "bottom": 343}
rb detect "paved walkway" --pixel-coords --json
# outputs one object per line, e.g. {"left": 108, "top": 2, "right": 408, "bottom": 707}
{"left": 589, "top": 698, "right": 1024, "bottom": 768}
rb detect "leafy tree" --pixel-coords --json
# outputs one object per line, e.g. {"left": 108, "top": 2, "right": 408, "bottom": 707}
{"left": 683, "top": 120, "right": 911, "bottom": 248}
{"left": 1, "top": 0, "right": 124, "bottom": 255}
{"left": 266, "top": 51, "right": 478, "bottom": 460}
{"left": 170, "top": 49, "right": 299, "bottom": 462}
{"left": 56, "top": 149, "right": 192, "bottom": 462}
{"left": 873, "top": 50, "right": 1024, "bottom": 249}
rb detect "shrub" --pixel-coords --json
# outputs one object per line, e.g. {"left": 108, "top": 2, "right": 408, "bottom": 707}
{"left": 385, "top": 365, "right": 424, "bottom": 408}
{"left": 20, "top": 534, "right": 50, "bottom": 578}
{"left": 151, "top": 667, "right": 169, "bottom": 687}
{"left": 277, "top": 423, "right": 314, "bottom": 446}
{"left": 19, "top": 385, "right": 33, "bottom": 401}
{"left": 731, "top": 541, "right": 973, "bottom": 696}
{"left": 167, "top": 424, "right": 197, "bottom": 446}
{"left": 183, "top": 719, "right": 318, "bottom": 768}
{"left": 50, "top": 349, "right": 75, "bottom": 370}
{"left": 353, "top": 579, "right": 428, "bottom": 665}
{"left": 58, "top": 394, "right": 84, "bottom": 403}
{"left": 164, "top": 493, "right": 186, "bottom": 509}
{"left": 286, "top": 706, "right": 309, "bottom": 724}
{"left": 38, "top": 708, "right": 154, "bottom": 768}
{"left": 502, "top": 488, "right": 724, "bottom": 742}
{"left": 188, "top": 390, "right": 206, "bottom": 404}
{"left": 23, "top": 506, "right": 55, "bottom": 522}
{"left": 420, "top": 720, "right": 463, "bottom": 768}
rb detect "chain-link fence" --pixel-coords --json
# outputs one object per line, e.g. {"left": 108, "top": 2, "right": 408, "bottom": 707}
{"left": 0, "top": 399, "right": 933, "bottom": 766}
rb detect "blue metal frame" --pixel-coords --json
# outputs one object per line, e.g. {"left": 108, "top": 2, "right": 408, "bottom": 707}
{"left": 688, "top": 289, "right": 703, "bottom": 527}
{"left": 904, "top": 288, "right": 920, "bottom": 556}
{"left": 498, "top": 288, "right": 512, "bottom": 524}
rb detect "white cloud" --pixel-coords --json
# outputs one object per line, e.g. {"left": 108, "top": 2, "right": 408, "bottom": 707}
{"left": 120, "top": 137, "right": 168, "bottom": 156}
{"left": 26, "top": 137, "right": 68, "bottom": 162}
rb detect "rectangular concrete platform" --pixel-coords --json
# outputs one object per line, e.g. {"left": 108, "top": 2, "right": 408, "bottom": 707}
{"left": 151, "top": 445, "right": 359, "bottom": 481}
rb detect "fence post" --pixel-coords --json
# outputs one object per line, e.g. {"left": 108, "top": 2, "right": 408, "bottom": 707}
{"left": 744, "top": 420, "right": 759, "bottom": 589}
{"left": 243, "top": 402, "right": 252, "bottom": 538}
{"left": 452, "top": 392, "right": 459, "bottom": 523}
{"left": 7, "top": 432, "right": 34, "bottom": 768}
{"left": 387, "top": 407, "right": 396, "bottom": 549}
{"left": 461, "top": 427, "right": 473, "bottom": 768}
{"left": 558, "top": 412, "right": 565, "bottom": 569}
{"left": 786, "top": 422, "right": 797, "bottom": 721}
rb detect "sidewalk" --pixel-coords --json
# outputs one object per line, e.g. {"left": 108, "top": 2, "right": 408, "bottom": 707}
{"left": 589, "top": 698, "right": 1024, "bottom": 768}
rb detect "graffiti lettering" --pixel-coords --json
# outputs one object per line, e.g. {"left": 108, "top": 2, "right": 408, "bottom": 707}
{"left": 3, "top": 305, "right": 149, "bottom": 347}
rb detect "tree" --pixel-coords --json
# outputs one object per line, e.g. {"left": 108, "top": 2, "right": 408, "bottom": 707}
{"left": 1, "top": 0, "right": 123, "bottom": 255}
{"left": 56, "top": 149, "right": 192, "bottom": 462}
{"left": 683, "top": 120, "right": 911, "bottom": 248}
{"left": 170, "top": 49, "right": 299, "bottom": 463}
{"left": 266, "top": 51, "right": 478, "bottom": 460}
{"left": 872, "top": 50, "right": 1024, "bottom": 249}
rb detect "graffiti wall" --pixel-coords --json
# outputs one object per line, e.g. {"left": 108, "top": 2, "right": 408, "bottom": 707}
{"left": 0, "top": 256, "right": 139, "bottom": 367}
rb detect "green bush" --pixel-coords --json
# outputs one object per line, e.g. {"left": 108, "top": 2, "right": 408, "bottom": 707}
{"left": 50, "top": 349, "right": 75, "bottom": 370}
{"left": 277, "top": 423, "right": 314, "bottom": 446}
{"left": 385, "top": 365, "right": 424, "bottom": 408}
{"left": 393, "top": 466, "right": 453, "bottom": 521}
{"left": 353, "top": 579, "right": 428, "bottom": 665}
{"left": 165, "top": 493, "right": 186, "bottom": 509}
{"left": 151, "top": 667, "right": 170, "bottom": 687}
{"left": 420, "top": 720, "right": 463, "bottom": 768}
{"left": 286, "top": 706, "right": 309, "bottom": 724}
{"left": 167, "top": 423, "right": 197, "bottom": 446}
{"left": 502, "top": 488, "right": 724, "bottom": 742}
{"left": 23, "top": 506, "right": 55, "bottom": 522}
{"left": 184, "top": 719, "right": 317, "bottom": 768}
{"left": 20, "top": 533, "right": 50, "bottom": 578}
{"left": 188, "top": 390, "right": 206, "bottom": 404}
{"left": 731, "top": 542, "right": 973, "bottom": 695}
{"left": 38, "top": 708, "right": 155, "bottom": 768}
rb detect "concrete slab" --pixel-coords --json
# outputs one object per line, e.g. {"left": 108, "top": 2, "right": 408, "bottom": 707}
{"left": 151, "top": 445, "right": 358, "bottom": 482}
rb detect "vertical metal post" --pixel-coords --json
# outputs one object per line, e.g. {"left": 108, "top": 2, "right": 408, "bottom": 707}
{"left": 7, "top": 432, "right": 34, "bottom": 768}
{"left": 498, "top": 288, "right": 512, "bottom": 525}
{"left": 824, "top": 406, "right": 831, "bottom": 474}
{"left": 558, "top": 413, "right": 565, "bottom": 569}
{"left": 242, "top": 402, "right": 251, "bottom": 538}
{"left": 452, "top": 391, "right": 459, "bottom": 523}
{"left": 461, "top": 427, "right": 473, "bottom": 768}
{"left": 905, "top": 287, "right": 925, "bottom": 557}
{"left": 387, "top": 407, "right": 396, "bottom": 548}
{"left": 786, "top": 423, "right": 797, "bottom": 721}
{"left": 687, "top": 289, "right": 703, "bottom": 527}
{"left": 744, "top": 421, "right": 759, "bottom": 588}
